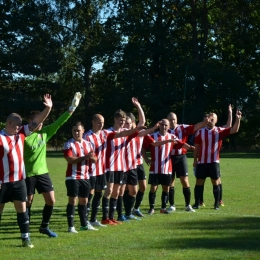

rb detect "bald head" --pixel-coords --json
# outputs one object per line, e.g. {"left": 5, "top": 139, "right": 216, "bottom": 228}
{"left": 6, "top": 113, "right": 22, "bottom": 123}
{"left": 92, "top": 114, "right": 104, "bottom": 122}
{"left": 207, "top": 113, "right": 218, "bottom": 129}
{"left": 5, "top": 113, "right": 23, "bottom": 135}
{"left": 167, "top": 112, "right": 177, "bottom": 129}
{"left": 159, "top": 118, "right": 170, "bottom": 135}
{"left": 92, "top": 114, "right": 104, "bottom": 132}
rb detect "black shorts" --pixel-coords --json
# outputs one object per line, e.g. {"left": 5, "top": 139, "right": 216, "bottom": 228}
{"left": 0, "top": 180, "right": 27, "bottom": 203}
{"left": 94, "top": 175, "right": 106, "bottom": 191}
{"left": 125, "top": 169, "right": 138, "bottom": 186}
{"left": 171, "top": 155, "right": 189, "bottom": 178}
{"left": 148, "top": 174, "right": 172, "bottom": 186}
{"left": 25, "top": 173, "right": 54, "bottom": 195}
{"left": 196, "top": 163, "right": 220, "bottom": 180}
{"left": 65, "top": 179, "right": 90, "bottom": 198}
{"left": 136, "top": 164, "right": 146, "bottom": 181}
{"left": 105, "top": 171, "right": 124, "bottom": 185}
{"left": 89, "top": 176, "right": 96, "bottom": 190}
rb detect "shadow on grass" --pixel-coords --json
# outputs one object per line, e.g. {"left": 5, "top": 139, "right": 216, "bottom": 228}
{"left": 46, "top": 151, "right": 63, "bottom": 158}
{"left": 161, "top": 216, "right": 260, "bottom": 251}
{"left": 220, "top": 152, "right": 260, "bottom": 159}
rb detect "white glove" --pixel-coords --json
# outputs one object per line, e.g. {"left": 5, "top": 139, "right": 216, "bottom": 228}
{"left": 69, "top": 92, "right": 82, "bottom": 112}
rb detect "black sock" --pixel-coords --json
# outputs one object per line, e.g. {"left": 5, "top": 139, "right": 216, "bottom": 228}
{"left": 183, "top": 187, "right": 191, "bottom": 206}
{"left": 102, "top": 196, "right": 109, "bottom": 220}
{"left": 109, "top": 198, "right": 117, "bottom": 220}
{"left": 87, "top": 193, "right": 93, "bottom": 214}
{"left": 117, "top": 196, "right": 123, "bottom": 218}
{"left": 161, "top": 191, "right": 168, "bottom": 209}
{"left": 149, "top": 191, "right": 156, "bottom": 209}
{"left": 17, "top": 212, "right": 29, "bottom": 239}
{"left": 78, "top": 204, "right": 88, "bottom": 227}
{"left": 41, "top": 204, "right": 53, "bottom": 229}
{"left": 194, "top": 185, "right": 203, "bottom": 205}
{"left": 123, "top": 190, "right": 129, "bottom": 212}
{"left": 169, "top": 187, "right": 175, "bottom": 206}
{"left": 125, "top": 194, "right": 135, "bottom": 216}
{"left": 213, "top": 185, "right": 220, "bottom": 207}
{"left": 134, "top": 190, "right": 144, "bottom": 209}
{"left": 90, "top": 191, "right": 102, "bottom": 222}
{"left": 26, "top": 206, "right": 31, "bottom": 222}
{"left": 66, "top": 204, "right": 75, "bottom": 228}
{"left": 219, "top": 183, "right": 222, "bottom": 201}
{"left": 200, "top": 185, "right": 205, "bottom": 203}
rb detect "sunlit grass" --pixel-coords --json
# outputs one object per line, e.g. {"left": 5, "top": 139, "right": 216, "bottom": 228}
{"left": 1, "top": 151, "right": 260, "bottom": 260}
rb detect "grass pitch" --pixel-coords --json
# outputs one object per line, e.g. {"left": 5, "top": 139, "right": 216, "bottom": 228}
{"left": 1, "top": 152, "right": 260, "bottom": 260}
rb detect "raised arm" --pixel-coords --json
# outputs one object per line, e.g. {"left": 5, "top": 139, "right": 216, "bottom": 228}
{"left": 114, "top": 125, "right": 146, "bottom": 138}
{"left": 137, "top": 121, "right": 160, "bottom": 137}
{"left": 47, "top": 92, "right": 82, "bottom": 135}
{"left": 229, "top": 110, "right": 242, "bottom": 134}
{"left": 132, "top": 97, "right": 146, "bottom": 127}
{"left": 193, "top": 116, "right": 209, "bottom": 133}
{"left": 222, "top": 104, "right": 232, "bottom": 128}
{"left": 29, "top": 94, "right": 52, "bottom": 132}
{"left": 68, "top": 92, "right": 82, "bottom": 115}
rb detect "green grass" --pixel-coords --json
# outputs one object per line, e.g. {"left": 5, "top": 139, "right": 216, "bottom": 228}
{"left": 1, "top": 151, "right": 260, "bottom": 259}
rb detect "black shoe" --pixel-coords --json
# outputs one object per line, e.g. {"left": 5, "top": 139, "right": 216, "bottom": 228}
{"left": 192, "top": 204, "right": 199, "bottom": 209}
{"left": 214, "top": 204, "right": 220, "bottom": 210}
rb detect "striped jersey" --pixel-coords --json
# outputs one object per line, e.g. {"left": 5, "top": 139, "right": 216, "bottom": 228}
{"left": 135, "top": 135, "right": 144, "bottom": 165}
{"left": 195, "top": 127, "right": 231, "bottom": 163}
{"left": 0, "top": 125, "right": 30, "bottom": 183}
{"left": 168, "top": 124, "right": 194, "bottom": 155}
{"left": 124, "top": 135, "right": 139, "bottom": 171}
{"left": 83, "top": 130, "right": 116, "bottom": 176}
{"left": 105, "top": 127, "right": 138, "bottom": 172}
{"left": 63, "top": 138, "right": 93, "bottom": 180}
{"left": 143, "top": 132, "right": 184, "bottom": 174}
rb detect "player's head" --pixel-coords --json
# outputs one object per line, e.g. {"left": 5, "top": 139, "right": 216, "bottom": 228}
{"left": 167, "top": 112, "right": 177, "bottom": 129}
{"left": 207, "top": 113, "right": 218, "bottom": 129}
{"left": 126, "top": 112, "right": 136, "bottom": 128}
{"left": 92, "top": 114, "right": 104, "bottom": 131}
{"left": 124, "top": 116, "right": 133, "bottom": 130}
{"left": 28, "top": 111, "right": 43, "bottom": 131}
{"left": 5, "top": 113, "right": 23, "bottom": 135}
{"left": 114, "top": 109, "right": 126, "bottom": 128}
{"left": 72, "top": 121, "right": 85, "bottom": 141}
{"left": 159, "top": 119, "right": 170, "bottom": 135}
{"left": 203, "top": 113, "right": 209, "bottom": 119}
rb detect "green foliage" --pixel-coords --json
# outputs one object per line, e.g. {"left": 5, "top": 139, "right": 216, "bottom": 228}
{"left": 1, "top": 0, "right": 260, "bottom": 148}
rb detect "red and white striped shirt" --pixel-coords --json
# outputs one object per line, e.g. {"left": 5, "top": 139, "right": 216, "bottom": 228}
{"left": 168, "top": 124, "right": 194, "bottom": 155}
{"left": 105, "top": 127, "right": 138, "bottom": 172}
{"left": 143, "top": 132, "right": 184, "bottom": 174}
{"left": 63, "top": 138, "right": 93, "bottom": 180}
{"left": 135, "top": 136, "right": 144, "bottom": 165}
{"left": 0, "top": 125, "right": 30, "bottom": 183}
{"left": 83, "top": 130, "right": 116, "bottom": 176}
{"left": 125, "top": 136, "right": 138, "bottom": 172}
{"left": 195, "top": 127, "right": 231, "bottom": 164}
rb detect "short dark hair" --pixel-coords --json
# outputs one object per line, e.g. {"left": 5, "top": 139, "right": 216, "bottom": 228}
{"left": 114, "top": 109, "right": 126, "bottom": 119}
{"left": 73, "top": 121, "right": 84, "bottom": 128}
{"left": 29, "top": 111, "right": 40, "bottom": 121}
